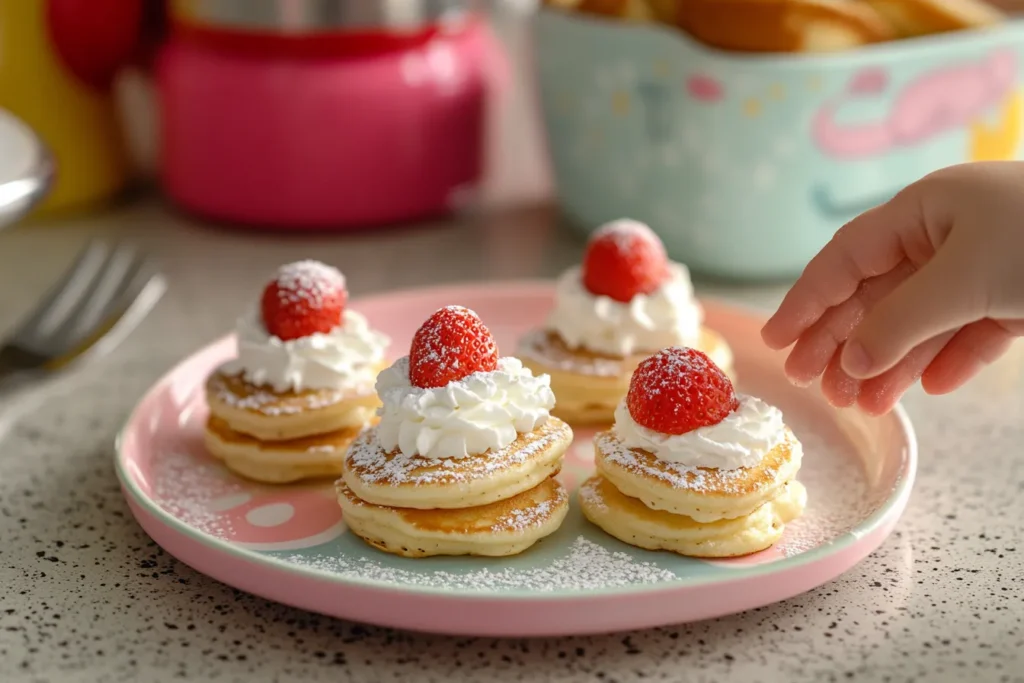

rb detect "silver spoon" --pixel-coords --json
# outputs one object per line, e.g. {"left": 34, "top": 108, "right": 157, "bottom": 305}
{"left": 0, "top": 108, "right": 54, "bottom": 231}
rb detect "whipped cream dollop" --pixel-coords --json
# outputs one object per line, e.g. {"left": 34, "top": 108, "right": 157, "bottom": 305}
{"left": 613, "top": 395, "right": 786, "bottom": 470}
{"left": 375, "top": 356, "right": 555, "bottom": 460}
{"left": 547, "top": 263, "right": 703, "bottom": 357}
{"left": 222, "top": 308, "right": 390, "bottom": 392}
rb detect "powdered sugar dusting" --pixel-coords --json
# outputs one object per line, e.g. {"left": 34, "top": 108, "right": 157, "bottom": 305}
{"left": 632, "top": 346, "right": 719, "bottom": 398}
{"left": 272, "top": 260, "right": 346, "bottom": 309}
{"left": 208, "top": 372, "right": 351, "bottom": 416}
{"left": 777, "top": 428, "right": 871, "bottom": 556}
{"left": 346, "top": 420, "right": 569, "bottom": 486}
{"left": 517, "top": 329, "right": 625, "bottom": 378}
{"left": 578, "top": 475, "right": 608, "bottom": 512}
{"left": 597, "top": 431, "right": 774, "bottom": 494}
{"left": 492, "top": 485, "right": 568, "bottom": 533}
{"left": 279, "top": 536, "right": 678, "bottom": 592}
{"left": 409, "top": 306, "right": 498, "bottom": 386}
{"left": 626, "top": 346, "right": 737, "bottom": 432}
{"left": 151, "top": 451, "right": 242, "bottom": 539}
{"left": 590, "top": 218, "right": 665, "bottom": 255}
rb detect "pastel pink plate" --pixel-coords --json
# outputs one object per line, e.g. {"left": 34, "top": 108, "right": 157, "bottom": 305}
{"left": 116, "top": 282, "right": 917, "bottom": 637}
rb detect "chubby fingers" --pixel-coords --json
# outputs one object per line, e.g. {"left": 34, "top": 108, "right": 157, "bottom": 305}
{"left": 853, "top": 330, "right": 956, "bottom": 415}
{"left": 821, "top": 344, "right": 861, "bottom": 408}
{"left": 841, "top": 244, "right": 984, "bottom": 379}
{"left": 921, "top": 319, "right": 1019, "bottom": 394}
{"left": 783, "top": 260, "right": 917, "bottom": 387}
{"left": 762, "top": 192, "right": 920, "bottom": 351}
{"left": 820, "top": 329, "right": 954, "bottom": 413}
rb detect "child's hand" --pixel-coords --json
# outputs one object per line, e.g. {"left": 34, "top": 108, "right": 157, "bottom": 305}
{"left": 761, "top": 161, "right": 1024, "bottom": 415}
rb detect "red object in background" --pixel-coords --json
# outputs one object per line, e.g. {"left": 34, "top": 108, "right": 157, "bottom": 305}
{"left": 157, "top": 2, "right": 507, "bottom": 230}
{"left": 46, "top": 0, "right": 143, "bottom": 89}
{"left": 135, "top": 0, "right": 170, "bottom": 69}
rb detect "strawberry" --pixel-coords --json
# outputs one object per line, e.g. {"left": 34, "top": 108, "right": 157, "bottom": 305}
{"left": 626, "top": 347, "right": 738, "bottom": 435}
{"left": 581, "top": 219, "right": 669, "bottom": 303}
{"left": 409, "top": 306, "right": 499, "bottom": 389}
{"left": 260, "top": 260, "right": 347, "bottom": 341}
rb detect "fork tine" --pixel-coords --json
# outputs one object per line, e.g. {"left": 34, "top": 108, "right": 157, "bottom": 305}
{"left": 12, "top": 240, "right": 110, "bottom": 343}
{"left": 90, "top": 252, "right": 159, "bottom": 335}
{"left": 68, "top": 257, "right": 166, "bottom": 365}
{"left": 54, "top": 243, "right": 139, "bottom": 345}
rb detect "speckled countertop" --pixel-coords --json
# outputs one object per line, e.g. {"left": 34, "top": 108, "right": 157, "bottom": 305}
{"left": 0, "top": 200, "right": 1022, "bottom": 683}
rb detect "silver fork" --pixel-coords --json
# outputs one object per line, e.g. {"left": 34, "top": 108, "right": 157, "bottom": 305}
{"left": 0, "top": 241, "right": 166, "bottom": 395}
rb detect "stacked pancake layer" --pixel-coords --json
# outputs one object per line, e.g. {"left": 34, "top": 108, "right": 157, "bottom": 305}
{"left": 204, "top": 367, "right": 384, "bottom": 484}
{"left": 580, "top": 429, "right": 807, "bottom": 557}
{"left": 338, "top": 418, "right": 573, "bottom": 557}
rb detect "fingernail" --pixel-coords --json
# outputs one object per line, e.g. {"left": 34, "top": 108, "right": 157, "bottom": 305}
{"left": 787, "top": 375, "right": 813, "bottom": 388}
{"left": 842, "top": 342, "right": 873, "bottom": 377}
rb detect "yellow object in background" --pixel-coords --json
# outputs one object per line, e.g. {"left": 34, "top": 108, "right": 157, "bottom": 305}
{"left": 0, "top": 1, "right": 131, "bottom": 217}
{"left": 969, "top": 90, "right": 1024, "bottom": 161}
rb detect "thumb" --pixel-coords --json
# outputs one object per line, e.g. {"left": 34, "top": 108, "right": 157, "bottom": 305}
{"left": 840, "top": 247, "right": 984, "bottom": 379}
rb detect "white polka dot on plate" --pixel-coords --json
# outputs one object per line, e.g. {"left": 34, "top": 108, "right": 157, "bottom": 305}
{"left": 245, "top": 503, "right": 295, "bottom": 527}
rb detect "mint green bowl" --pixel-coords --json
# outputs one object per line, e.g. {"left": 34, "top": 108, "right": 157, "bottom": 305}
{"left": 533, "top": 9, "right": 1024, "bottom": 281}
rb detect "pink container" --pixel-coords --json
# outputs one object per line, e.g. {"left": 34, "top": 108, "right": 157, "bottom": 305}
{"left": 157, "top": 1, "right": 502, "bottom": 229}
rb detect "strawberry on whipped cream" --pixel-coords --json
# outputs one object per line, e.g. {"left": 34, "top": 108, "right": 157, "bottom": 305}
{"left": 222, "top": 260, "right": 389, "bottom": 393}
{"left": 375, "top": 306, "right": 556, "bottom": 460}
{"left": 614, "top": 347, "right": 788, "bottom": 470}
{"left": 547, "top": 219, "right": 703, "bottom": 357}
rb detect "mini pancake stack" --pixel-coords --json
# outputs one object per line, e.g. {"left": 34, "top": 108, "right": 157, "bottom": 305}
{"left": 579, "top": 347, "right": 807, "bottom": 558}
{"left": 205, "top": 261, "right": 389, "bottom": 484}
{"left": 519, "top": 219, "right": 732, "bottom": 425}
{"left": 338, "top": 306, "right": 574, "bottom": 558}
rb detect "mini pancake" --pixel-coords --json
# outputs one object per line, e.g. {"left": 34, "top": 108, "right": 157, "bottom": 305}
{"left": 579, "top": 475, "right": 806, "bottom": 558}
{"left": 342, "top": 418, "right": 574, "bottom": 510}
{"left": 337, "top": 476, "right": 570, "bottom": 558}
{"left": 593, "top": 429, "right": 802, "bottom": 523}
{"left": 676, "top": 0, "right": 895, "bottom": 52}
{"left": 204, "top": 416, "right": 368, "bottom": 484}
{"left": 518, "top": 328, "right": 734, "bottom": 426}
{"left": 206, "top": 367, "right": 383, "bottom": 441}
{"left": 863, "top": 0, "right": 1003, "bottom": 37}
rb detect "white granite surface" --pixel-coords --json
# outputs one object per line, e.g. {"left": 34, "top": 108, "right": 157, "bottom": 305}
{"left": 0, "top": 200, "right": 1021, "bottom": 683}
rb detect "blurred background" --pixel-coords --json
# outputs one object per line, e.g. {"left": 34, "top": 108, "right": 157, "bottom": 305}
{"left": 3, "top": 0, "right": 1024, "bottom": 283}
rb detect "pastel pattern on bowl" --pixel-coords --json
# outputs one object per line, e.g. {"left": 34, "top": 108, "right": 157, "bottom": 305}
{"left": 534, "top": 10, "right": 1024, "bottom": 279}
